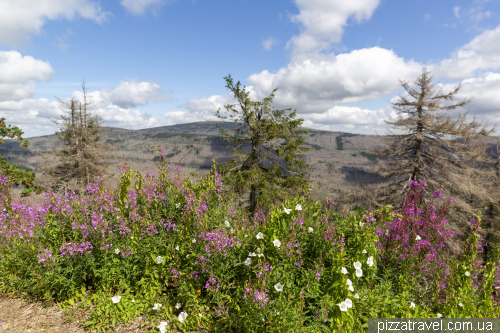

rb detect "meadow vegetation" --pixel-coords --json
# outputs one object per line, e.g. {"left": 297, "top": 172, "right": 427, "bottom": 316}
{"left": 0, "top": 153, "right": 499, "bottom": 332}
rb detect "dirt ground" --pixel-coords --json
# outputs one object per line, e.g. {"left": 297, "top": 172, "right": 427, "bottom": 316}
{"left": 0, "top": 296, "right": 146, "bottom": 333}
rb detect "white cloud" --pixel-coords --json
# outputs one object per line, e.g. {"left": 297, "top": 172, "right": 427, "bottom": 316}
{"left": 101, "top": 78, "right": 171, "bottom": 108}
{"left": 0, "top": 0, "right": 110, "bottom": 46}
{"left": 0, "top": 51, "right": 53, "bottom": 85}
{"left": 443, "top": 72, "right": 500, "bottom": 116}
{"left": 287, "top": 0, "right": 380, "bottom": 57}
{"left": 0, "top": 51, "right": 53, "bottom": 103}
{"left": 0, "top": 79, "right": 174, "bottom": 137}
{"left": 246, "top": 47, "right": 421, "bottom": 112}
{"left": 433, "top": 24, "right": 500, "bottom": 80}
{"left": 263, "top": 37, "right": 279, "bottom": 51}
{"left": 120, "top": 0, "right": 165, "bottom": 15}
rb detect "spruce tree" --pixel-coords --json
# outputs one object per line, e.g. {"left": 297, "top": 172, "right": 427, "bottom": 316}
{"left": 215, "top": 74, "right": 312, "bottom": 213}
{"left": 39, "top": 81, "right": 115, "bottom": 195}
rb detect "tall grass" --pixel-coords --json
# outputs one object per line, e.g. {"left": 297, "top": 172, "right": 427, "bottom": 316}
{"left": 0, "top": 157, "right": 499, "bottom": 332}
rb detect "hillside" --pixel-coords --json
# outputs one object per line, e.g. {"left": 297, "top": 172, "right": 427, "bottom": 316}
{"left": 3, "top": 121, "right": 500, "bottom": 205}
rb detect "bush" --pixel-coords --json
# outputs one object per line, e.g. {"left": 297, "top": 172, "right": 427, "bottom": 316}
{"left": 0, "top": 155, "right": 499, "bottom": 332}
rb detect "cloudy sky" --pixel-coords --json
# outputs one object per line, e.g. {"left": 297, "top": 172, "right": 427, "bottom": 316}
{"left": 1, "top": 0, "right": 500, "bottom": 138}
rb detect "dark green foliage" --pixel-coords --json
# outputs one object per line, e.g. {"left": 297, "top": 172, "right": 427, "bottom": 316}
{"left": 309, "top": 143, "right": 324, "bottom": 150}
{"left": 359, "top": 151, "right": 377, "bottom": 164}
{"left": 335, "top": 133, "right": 359, "bottom": 150}
{"left": 0, "top": 118, "right": 44, "bottom": 198}
{"left": 215, "top": 74, "right": 312, "bottom": 213}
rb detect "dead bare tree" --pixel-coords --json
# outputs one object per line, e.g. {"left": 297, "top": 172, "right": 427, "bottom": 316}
{"left": 38, "top": 81, "right": 115, "bottom": 195}
{"left": 368, "top": 67, "right": 496, "bottom": 225}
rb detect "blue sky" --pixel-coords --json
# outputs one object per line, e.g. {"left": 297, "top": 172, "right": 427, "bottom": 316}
{"left": 1, "top": 0, "right": 500, "bottom": 138}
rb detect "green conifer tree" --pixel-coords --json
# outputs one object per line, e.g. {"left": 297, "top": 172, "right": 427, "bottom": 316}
{"left": 215, "top": 74, "right": 312, "bottom": 213}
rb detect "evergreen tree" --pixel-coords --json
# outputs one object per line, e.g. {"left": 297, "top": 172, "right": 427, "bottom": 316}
{"left": 39, "top": 81, "right": 115, "bottom": 195}
{"left": 215, "top": 74, "right": 312, "bottom": 213}
{"left": 369, "top": 67, "right": 495, "bottom": 222}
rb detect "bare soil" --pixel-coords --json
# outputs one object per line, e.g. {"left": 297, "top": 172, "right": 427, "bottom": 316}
{"left": 0, "top": 296, "right": 146, "bottom": 333}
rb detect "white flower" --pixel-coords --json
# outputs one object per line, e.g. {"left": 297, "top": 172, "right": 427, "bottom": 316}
{"left": 295, "top": 204, "right": 302, "bottom": 211}
{"left": 224, "top": 220, "right": 230, "bottom": 228}
{"left": 249, "top": 252, "right": 256, "bottom": 257}
{"left": 415, "top": 235, "right": 421, "bottom": 241}
{"left": 256, "top": 248, "right": 261, "bottom": 253}
{"left": 283, "top": 207, "right": 291, "bottom": 214}
{"left": 176, "top": 203, "right": 180, "bottom": 208}
{"left": 338, "top": 302, "right": 348, "bottom": 312}
{"left": 362, "top": 249, "right": 367, "bottom": 254}
{"left": 344, "top": 298, "right": 353, "bottom": 308}
{"left": 348, "top": 285, "right": 354, "bottom": 292}
{"left": 458, "top": 302, "right": 463, "bottom": 307}
{"left": 175, "top": 303, "right": 181, "bottom": 309}
{"left": 156, "top": 256, "right": 163, "bottom": 264}
{"left": 157, "top": 321, "right": 168, "bottom": 333}
{"left": 341, "top": 267, "right": 348, "bottom": 274}
{"left": 410, "top": 302, "right": 415, "bottom": 308}
{"left": 131, "top": 236, "right": 134, "bottom": 239}
{"left": 258, "top": 253, "right": 264, "bottom": 258}
{"left": 465, "top": 271, "right": 471, "bottom": 276}
{"left": 199, "top": 313, "right": 202, "bottom": 318}
{"left": 131, "top": 299, "right": 135, "bottom": 302}
{"left": 367, "top": 256, "right": 374, "bottom": 267}
{"left": 256, "top": 232, "right": 264, "bottom": 239}
{"left": 192, "top": 238, "right": 196, "bottom": 243}
{"left": 244, "top": 258, "right": 252, "bottom": 266}
{"left": 186, "top": 254, "right": 189, "bottom": 258}
{"left": 152, "top": 303, "right": 162, "bottom": 311}
{"left": 354, "top": 293, "right": 360, "bottom": 299}
{"left": 111, "top": 295, "right": 121, "bottom": 304}
{"left": 244, "top": 234, "right": 249, "bottom": 238}
{"left": 346, "top": 279, "right": 353, "bottom": 286}
{"left": 273, "top": 239, "right": 281, "bottom": 248}
{"left": 274, "top": 282, "right": 284, "bottom": 292}
{"left": 178, "top": 311, "right": 188, "bottom": 324}
{"left": 354, "top": 261, "right": 362, "bottom": 269}
{"left": 114, "top": 248, "right": 120, "bottom": 254}
{"left": 175, "top": 246, "right": 179, "bottom": 251}
{"left": 356, "top": 268, "right": 363, "bottom": 277}
{"left": 308, "top": 227, "right": 313, "bottom": 233}
{"left": 359, "top": 222, "right": 364, "bottom": 227}
{"left": 230, "top": 228, "right": 234, "bottom": 233}
{"left": 437, "top": 313, "right": 442, "bottom": 318}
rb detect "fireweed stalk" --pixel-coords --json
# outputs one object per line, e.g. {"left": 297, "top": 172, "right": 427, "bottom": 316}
{"left": 0, "top": 157, "right": 499, "bottom": 332}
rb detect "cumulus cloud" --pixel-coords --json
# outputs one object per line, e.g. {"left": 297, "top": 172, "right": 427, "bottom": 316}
{"left": 0, "top": 51, "right": 53, "bottom": 85}
{"left": 263, "top": 37, "right": 279, "bottom": 51}
{"left": 120, "top": 0, "right": 165, "bottom": 15}
{"left": 287, "top": 0, "right": 380, "bottom": 57}
{"left": 0, "top": 51, "right": 53, "bottom": 103}
{"left": 433, "top": 24, "right": 500, "bottom": 80}
{"left": 101, "top": 78, "right": 171, "bottom": 108}
{"left": 0, "top": 78, "right": 174, "bottom": 137}
{"left": 442, "top": 72, "right": 500, "bottom": 117}
{"left": 0, "top": 0, "right": 110, "bottom": 46}
{"left": 248, "top": 47, "right": 421, "bottom": 112}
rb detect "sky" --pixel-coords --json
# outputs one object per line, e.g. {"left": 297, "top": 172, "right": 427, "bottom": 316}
{"left": 1, "top": 0, "right": 500, "bottom": 138}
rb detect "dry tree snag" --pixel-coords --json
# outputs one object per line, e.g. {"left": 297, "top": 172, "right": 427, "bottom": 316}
{"left": 37, "top": 81, "right": 115, "bottom": 196}
{"left": 368, "top": 67, "right": 496, "bottom": 226}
